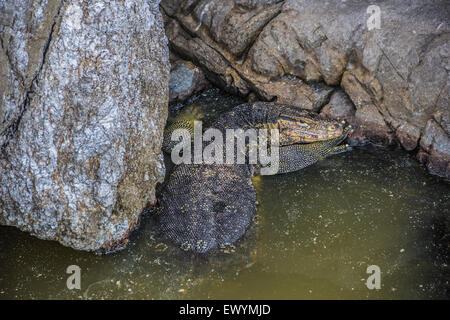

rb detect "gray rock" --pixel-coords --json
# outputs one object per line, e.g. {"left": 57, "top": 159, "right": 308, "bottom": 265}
{"left": 310, "top": 83, "right": 334, "bottom": 112}
{"left": 396, "top": 123, "right": 421, "bottom": 151}
{"left": 169, "top": 60, "right": 209, "bottom": 102}
{"left": 0, "top": 0, "right": 169, "bottom": 251}
{"left": 354, "top": 106, "right": 394, "bottom": 145}
{"left": 419, "top": 118, "right": 450, "bottom": 177}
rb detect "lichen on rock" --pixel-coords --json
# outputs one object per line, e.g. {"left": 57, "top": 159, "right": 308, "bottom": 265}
{"left": 161, "top": 0, "right": 450, "bottom": 178}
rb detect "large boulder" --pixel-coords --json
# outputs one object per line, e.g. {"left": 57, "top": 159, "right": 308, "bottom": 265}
{"left": 0, "top": 0, "right": 169, "bottom": 251}
{"left": 161, "top": 0, "right": 450, "bottom": 178}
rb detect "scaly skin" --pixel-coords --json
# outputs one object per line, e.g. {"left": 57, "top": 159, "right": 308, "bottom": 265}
{"left": 163, "top": 102, "right": 345, "bottom": 154}
{"left": 269, "top": 125, "right": 352, "bottom": 174}
{"left": 156, "top": 102, "right": 352, "bottom": 253}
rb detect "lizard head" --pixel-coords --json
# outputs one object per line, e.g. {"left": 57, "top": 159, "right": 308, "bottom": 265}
{"left": 276, "top": 110, "right": 345, "bottom": 144}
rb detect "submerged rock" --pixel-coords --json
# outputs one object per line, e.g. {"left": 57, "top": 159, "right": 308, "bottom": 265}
{"left": 161, "top": 0, "right": 450, "bottom": 178}
{"left": 0, "top": 0, "right": 169, "bottom": 251}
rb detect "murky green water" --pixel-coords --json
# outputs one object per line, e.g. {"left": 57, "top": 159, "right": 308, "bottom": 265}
{"left": 1, "top": 89, "right": 449, "bottom": 299}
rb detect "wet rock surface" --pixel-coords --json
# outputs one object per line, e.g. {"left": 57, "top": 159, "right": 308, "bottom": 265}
{"left": 0, "top": 0, "right": 169, "bottom": 251}
{"left": 1, "top": 144, "right": 449, "bottom": 299}
{"left": 419, "top": 118, "right": 450, "bottom": 178}
{"left": 161, "top": 0, "right": 450, "bottom": 178}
